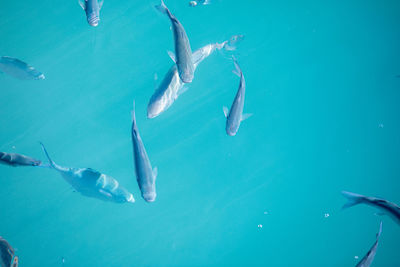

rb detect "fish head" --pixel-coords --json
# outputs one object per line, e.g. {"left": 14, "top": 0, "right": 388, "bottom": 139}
{"left": 36, "top": 73, "right": 45, "bottom": 80}
{"left": 142, "top": 191, "right": 157, "bottom": 203}
{"left": 147, "top": 101, "right": 164, "bottom": 119}
{"left": 179, "top": 69, "right": 194, "bottom": 83}
{"left": 226, "top": 123, "right": 238, "bottom": 136}
{"left": 87, "top": 13, "right": 100, "bottom": 27}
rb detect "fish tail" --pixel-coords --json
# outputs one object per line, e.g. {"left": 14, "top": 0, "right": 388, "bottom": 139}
{"left": 155, "top": 0, "right": 168, "bottom": 15}
{"left": 341, "top": 191, "right": 365, "bottom": 209}
{"left": 222, "top": 35, "right": 245, "bottom": 51}
{"left": 39, "top": 142, "right": 58, "bottom": 170}
{"left": 131, "top": 100, "right": 137, "bottom": 125}
{"left": 377, "top": 221, "right": 383, "bottom": 239}
{"left": 232, "top": 56, "right": 242, "bottom": 77}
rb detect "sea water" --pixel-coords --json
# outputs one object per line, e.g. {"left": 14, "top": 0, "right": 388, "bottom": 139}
{"left": 0, "top": 0, "right": 400, "bottom": 266}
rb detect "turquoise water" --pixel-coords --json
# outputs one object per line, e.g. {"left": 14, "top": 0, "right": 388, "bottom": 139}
{"left": 1, "top": 0, "right": 400, "bottom": 266}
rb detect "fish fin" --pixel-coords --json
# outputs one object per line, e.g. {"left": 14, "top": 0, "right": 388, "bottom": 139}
{"left": 241, "top": 113, "right": 252, "bottom": 121}
{"left": 377, "top": 221, "right": 383, "bottom": 239}
{"left": 374, "top": 212, "right": 386, "bottom": 217}
{"left": 39, "top": 142, "right": 57, "bottom": 170}
{"left": 155, "top": 0, "right": 168, "bottom": 15}
{"left": 78, "top": 0, "right": 86, "bottom": 10}
{"left": 99, "top": 0, "right": 104, "bottom": 9}
{"left": 232, "top": 56, "right": 242, "bottom": 77}
{"left": 99, "top": 189, "right": 112, "bottom": 198}
{"left": 153, "top": 167, "right": 158, "bottom": 179}
{"left": 177, "top": 86, "right": 188, "bottom": 97}
{"left": 222, "top": 35, "right": 244, "bottom": 51}
{"left": 223, "top": 106, "right": 229, "bottom": 117}
{"left": 167, "top": 51, "right": 176, "bottom": 63}
{"left": 131, "top": 100, "right": 137, "bottom": 124}
{"left": 341, "top": 191, "right": 364, "bottom": 209}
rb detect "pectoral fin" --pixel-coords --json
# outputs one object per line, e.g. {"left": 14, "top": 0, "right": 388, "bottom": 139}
{"left": 153, "top": 167, "right": 158, "bottom": 179}
{"left": 241, "top": 113, "right": 252, "bottom": 121}
{"left": 223, "top": 106, "right": 229, "bottom": 117}
{"left": 167, "top": 51, "right": 176, "bottom": 63}
{"left": 78, "top": 0, "right": 86, "bottom": 10}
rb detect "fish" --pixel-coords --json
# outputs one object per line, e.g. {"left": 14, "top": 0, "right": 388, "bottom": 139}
{"left": 0, "top": 151, "right": 42, "bottom": 167}
{"left": 40, "top": 143, "right": 135, "bottom": 203}
{"left": 79, "top": 0, "right": 103, "bottom": 27}
{"left": 0, "top": 56, "right": 45, "bottom": 80}
{"left": 0, "top": 237, "right": 18, "bottom": 267}
{"left": 131, "top": 102, "right": 157, "bottom": 202}
{"left": 356, "top": 222, "right": 383, "bottom": 267}
{"left": 342, "top": 191, "right": 400, "bottom": 225}
{"left": 223, "top": 57, "right": 252, "bottom": 136}
{"left": 147, "top": 35, "right": 244, "bottom": 119}
{"left": 155, "top": 0, "right": 194, "bottom": 83}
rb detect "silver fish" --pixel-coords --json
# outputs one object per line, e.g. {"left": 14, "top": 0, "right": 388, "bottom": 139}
{"left": 131, "top": 102, "right": 157, "bottom": 202}
{"left": 79, "top": 0, "right": 103, "bottom": 27}
{"left": 147, "top": 35, "right": 244, "bottom": 119}
{"left": 0, "top": 56, "right": 44, "bottom": 80}
{"left": 0, "top": 237, "right": 18, "bottom": 267}
{"left": 156, "top": 0, "right": 194, "bottom": 83}
{"left": 356, "top": 222, "right": 382, "bottom": 267}
{"left": 342, "top": 191, "right": 400, "bottom": 225}
{"left": 40, "top": 143, "right": 135, "bottom": 203}
{"left": 0, "top": 152, "right": 42, "bottom": 167}
{"left": 223, "top": 57, "right": 251, "bottom": 136}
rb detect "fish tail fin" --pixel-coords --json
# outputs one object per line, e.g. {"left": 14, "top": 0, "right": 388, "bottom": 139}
{"left": 377, "top": 221, "right": 383, "bottom": 239}
{"left": 155, "top": 0, "right": 168, "bottom": 15}
{"left": 39, "top": 142, "right": 58, "bottom": 170}
{"left": 222, "top": 35, "right": 245, "bottom": 51}
{"left": 131, "top": 100, "right": 137, "bottom": 125}
{"left": 232, "top": 56, "right": 242, "bottom": 77}
{"left": 341, "top": 191, "right": 364, "bottom": 209}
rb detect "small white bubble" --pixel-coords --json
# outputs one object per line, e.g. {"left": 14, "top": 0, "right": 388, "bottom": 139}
{"left": 12, "top": 146, "right": 16, "bottom": 149}
{"left": 257, "top": 224, "right": 263, "bottom": 228}
{"left": 378, "top": 123, "right": 384, "bottom": 128}
{"left": 263, "top": 211, "right": 268, "bottom": 215}
{"left": 354, "top": 256, "right": 359, "bottom": 259}
{"left": 324, "top": 213, "right": 330, "bottom": 218}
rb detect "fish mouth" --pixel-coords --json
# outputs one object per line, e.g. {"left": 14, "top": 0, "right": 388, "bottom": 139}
{"left": 226, "top": 130, "right": 237, "bottom": 136}
{"left": 143, "top": 192, "right": 156, "bottom": 203}
{"left": 147, "top": 103, "right": 163, "bottom": 119}
{"left": 179, "top": 70, "right": 193, "bottom": 83}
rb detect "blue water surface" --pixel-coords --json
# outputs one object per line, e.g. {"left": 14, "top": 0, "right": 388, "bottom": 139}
{"left": 0, "top": 0, "right": 400, "bottom": 266}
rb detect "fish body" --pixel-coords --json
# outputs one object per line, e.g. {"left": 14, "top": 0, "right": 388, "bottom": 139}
{"left": 0, "top": 152, "right": 42, "bottom": 167}
{"left": 0, "top": 237, "right": 18, "bottom": 267}
{"left": 342, "top": 191, "right": 400, "bottom": 225}
{"left": 79, "top": 0, "right": 103, "bottom": 26}
{"left": 40, "top": 143, "right": 134, "bottom": 203}
{"left": 223, "top": 58, "right": 250, "bottom": 136}
{"left": 0, "top": 56, "right": 45, "bottom": 80}
{"left": 131, "top": 102, "right": 157, "bottom": 202}
{"left": 156, "top": 0, "right": 194, "bottom": 83}
{"left": 147, "top": 35, "right": 244, "bottom": 118}
{"left": 356, "top": 222, "right": 383, "bottom": 267}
